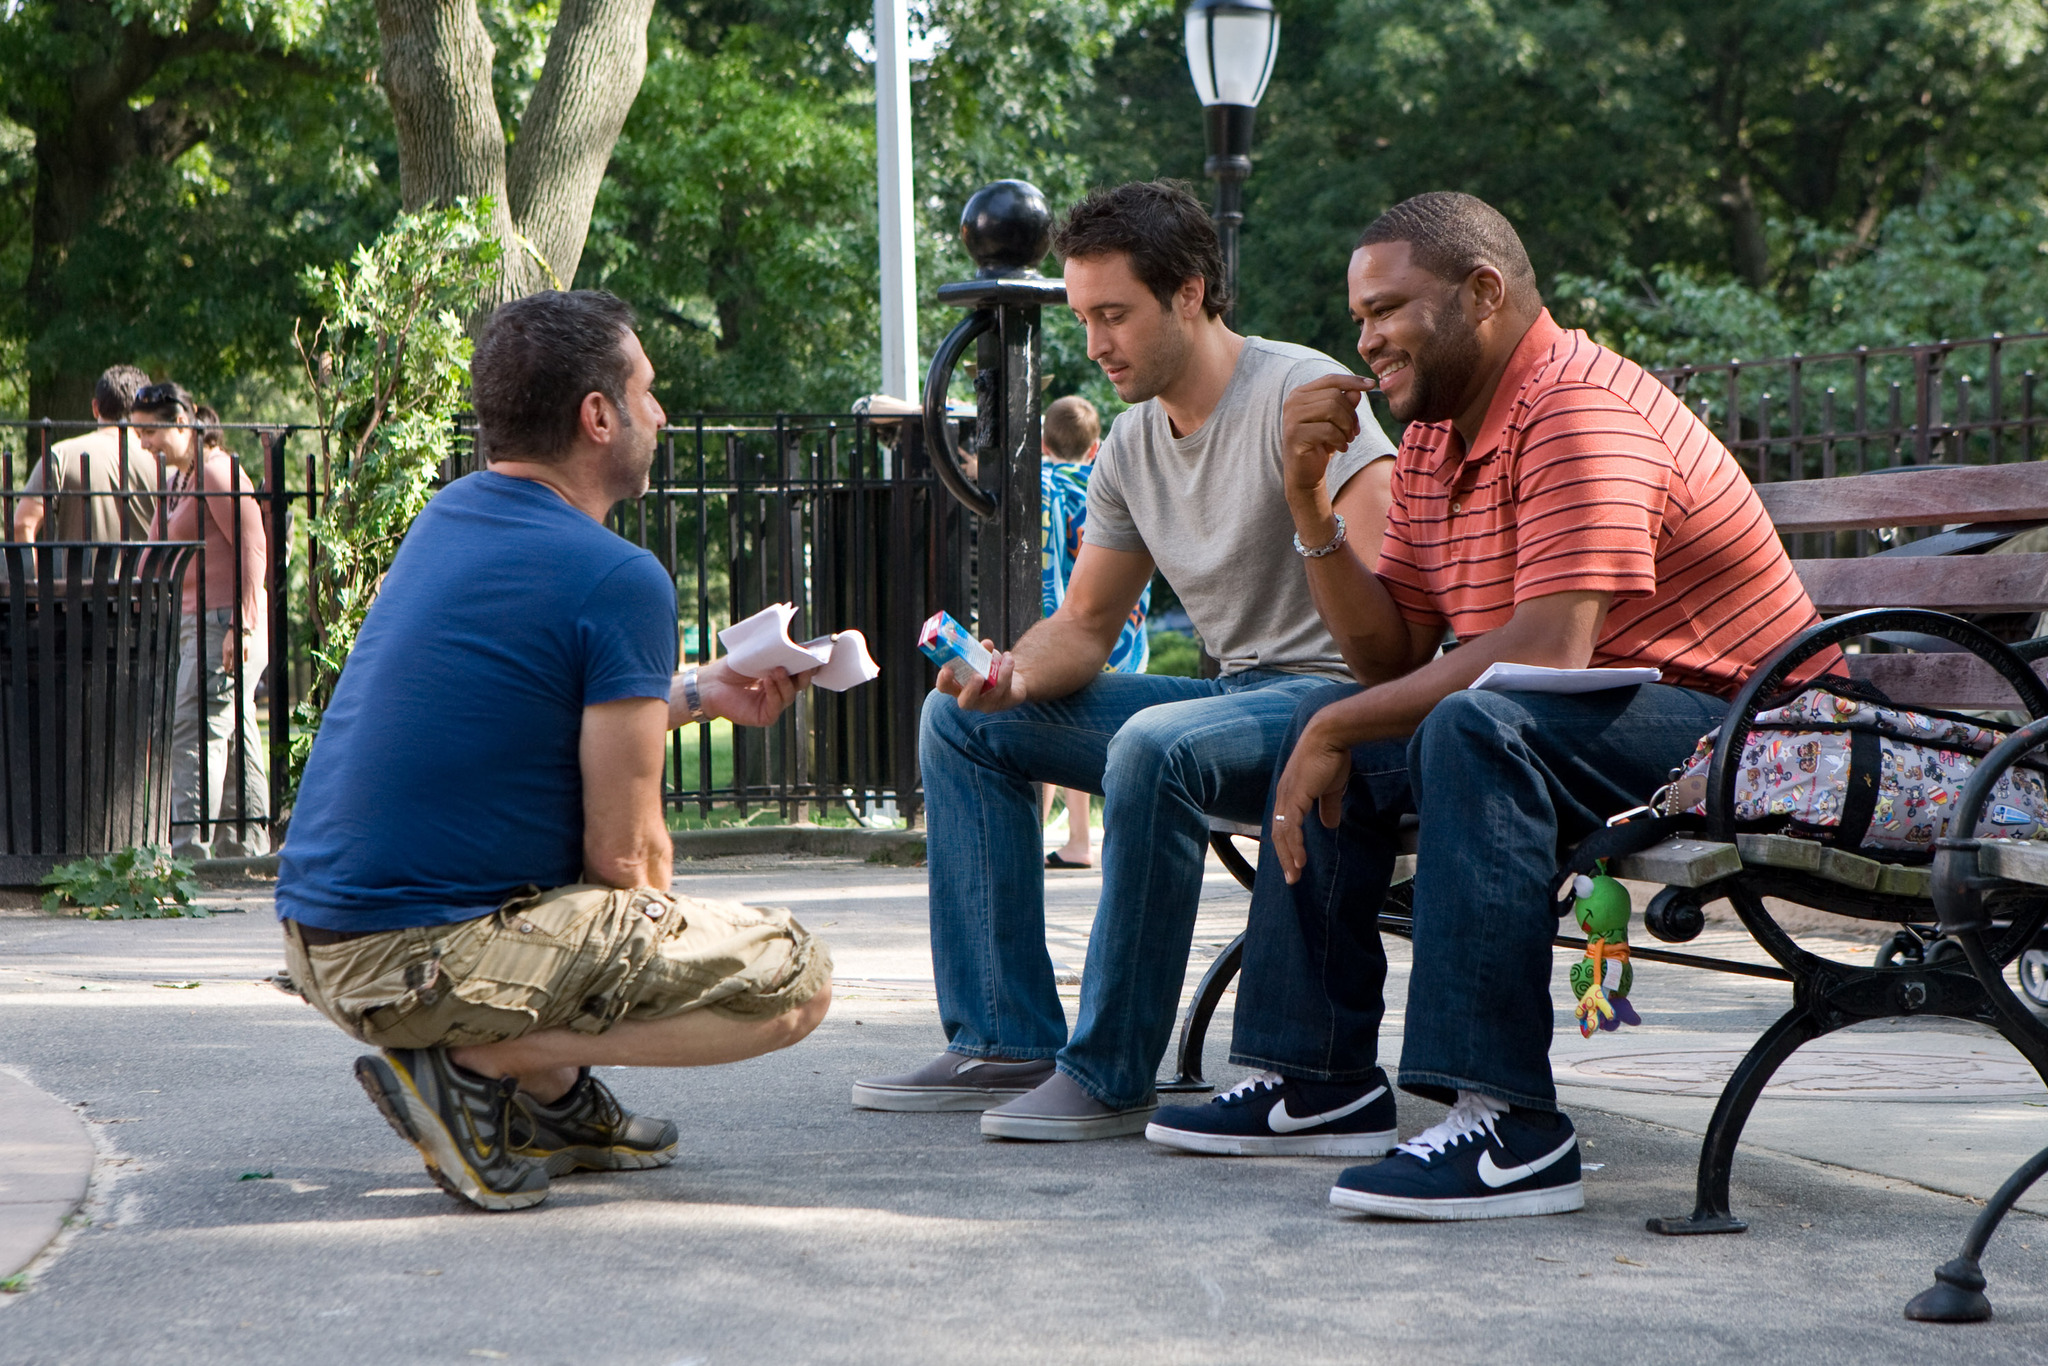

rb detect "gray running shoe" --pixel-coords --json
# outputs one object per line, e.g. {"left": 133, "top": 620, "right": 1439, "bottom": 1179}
{"left": 979, "top": 1070, "right": 1157, "bottom": 1141}
{"left": 354, "top": 1049, "right": 550, "bottom": 1212}
{"left": 851, "top": 1052, "right": 1057, "bottom": 1112}
{"left": 515, "top": 1069, "right": 679, "bottom": 1175}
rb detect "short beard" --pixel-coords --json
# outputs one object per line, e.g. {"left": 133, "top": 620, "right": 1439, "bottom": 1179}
{"left": 1110, "top": 306, "right": 1193, "bottom": 405}
{"left": 608, "top": 402, "right": 657, "bottom": 500}
{"left": 1388, "top": 303, "right": 1484, "bottom": 426}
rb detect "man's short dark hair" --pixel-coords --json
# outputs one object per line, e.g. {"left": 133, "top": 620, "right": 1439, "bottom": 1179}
{"left": 471, "top": 291, "right": 638, "bottom": 463}
{"left": 1356, "top": 192, "right": 1541, "bottom": 308}
{"left": 1042, "top": 395, "right": 1101, "bottom": 460}
{"left": 1051, "top": 181, "right": 1230, "bottom": 320}
{"left": 95, "top": 365, "right": 151, "bottom": 421}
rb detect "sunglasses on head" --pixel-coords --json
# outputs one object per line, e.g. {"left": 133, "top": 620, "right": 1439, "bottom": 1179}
{"left": 134, "top": 383, "right": 193, "bottom": 414}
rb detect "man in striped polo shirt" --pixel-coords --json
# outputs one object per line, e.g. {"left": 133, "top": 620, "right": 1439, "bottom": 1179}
{"left": 1145, "top": 192, "right": 1821, "bottom": 1220}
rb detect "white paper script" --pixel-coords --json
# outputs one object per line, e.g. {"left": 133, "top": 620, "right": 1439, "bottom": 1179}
{"left": 717, "top": 603, "right": 880, "bottom": 693}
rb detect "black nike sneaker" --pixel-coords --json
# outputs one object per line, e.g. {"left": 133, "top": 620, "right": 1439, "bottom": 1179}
{"left": 1146, "top": 1069, "right": 1398, "bottom": 1156}
{"left": 354, "top": 1049, "right": 551, "bottom": 1212}
{"left": 1329, "top": 1092, "right": 1583, "bottom": 1220}
{"left": 514, "top": 1068, "right": 679, "bottom": 1175}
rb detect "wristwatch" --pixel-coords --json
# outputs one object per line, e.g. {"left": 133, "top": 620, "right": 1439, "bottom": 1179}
{"left": 680, "top": 665, "right": 708, "bottom": 722}
{"left": 1293, "top": 512, "right": 1348, "bottom": 559}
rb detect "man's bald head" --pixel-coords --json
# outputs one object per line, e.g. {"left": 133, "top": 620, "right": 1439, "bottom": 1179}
{"left": 1356, "top": 192, "right": 1541, "bottom": 312}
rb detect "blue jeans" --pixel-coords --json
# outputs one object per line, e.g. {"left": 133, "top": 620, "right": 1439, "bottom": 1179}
{"left": 1229, "top": 682, "right": 1726, "bottom": 1110}
{"left": 921, "top": 669, "right": 1336, "bottom": 1106}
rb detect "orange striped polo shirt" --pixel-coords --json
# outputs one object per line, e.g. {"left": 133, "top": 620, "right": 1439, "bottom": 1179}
{"left": 1375, "top": 310, "right": 1820, "bottom": 696}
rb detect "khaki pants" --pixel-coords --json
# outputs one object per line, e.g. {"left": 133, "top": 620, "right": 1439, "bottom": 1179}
{"left": 172, "top": 608, "right": 270, "bottom": 858}
{"left": 283, "top": 883, "right": 832, "bottom": 1050}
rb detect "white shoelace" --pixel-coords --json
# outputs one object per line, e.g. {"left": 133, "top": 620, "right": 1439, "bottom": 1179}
{"left": 1395, "top": 1091, "right": 1507, "bottom": 1160}
{"left": 1217, "top": 1070, "right": 1284, "bottom": 1102}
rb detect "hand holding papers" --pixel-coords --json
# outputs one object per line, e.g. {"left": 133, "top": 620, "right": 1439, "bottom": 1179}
{"left": 718, "top": 603, "right": 880, "bottom": 693}
{"left": 1467, "top": 662, "right": 1661, "bottom": 695}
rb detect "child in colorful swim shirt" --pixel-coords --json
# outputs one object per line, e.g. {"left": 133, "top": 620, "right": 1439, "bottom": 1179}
{"left": 1040, "top": 394, "right": 1150, "bottom": 868}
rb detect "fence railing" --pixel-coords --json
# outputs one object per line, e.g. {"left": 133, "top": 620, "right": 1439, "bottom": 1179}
{"left": 1651, "top": 332, "right": 2048, "bottom": 478}
{"left": 0, "top": 413, "right": 977, "bottom": 852}
{"left": 7, "top": 330, "right": 2048, "bottom": 854}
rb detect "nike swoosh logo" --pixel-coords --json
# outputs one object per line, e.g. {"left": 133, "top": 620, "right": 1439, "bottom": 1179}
{"left": 1268, "top": 1085, "right": 1387, "bottom": 1135}
{"left": 1477, "top": 1134, "right": 1576, "bottom": 1188}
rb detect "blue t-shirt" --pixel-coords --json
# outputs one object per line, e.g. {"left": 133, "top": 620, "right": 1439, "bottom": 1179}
{"left": 277, "top": 472, "right": 678, "bottom": 931}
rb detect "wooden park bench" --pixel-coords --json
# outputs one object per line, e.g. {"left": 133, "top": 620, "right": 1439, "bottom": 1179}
{"left": 1165, "top": 459, "right": 2048, "bottom": 1322}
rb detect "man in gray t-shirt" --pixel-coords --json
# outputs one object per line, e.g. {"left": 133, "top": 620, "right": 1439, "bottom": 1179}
{"left": 1086, "top": 336, "right": 1383, "bottom": 676}
{"left": 853, "top": 182, "right": 1397, "bottom": 1138}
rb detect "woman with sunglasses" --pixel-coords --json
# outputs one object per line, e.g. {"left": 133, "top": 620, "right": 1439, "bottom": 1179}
{"left": 133, "top": 383, "right": 271, "bottom": 859}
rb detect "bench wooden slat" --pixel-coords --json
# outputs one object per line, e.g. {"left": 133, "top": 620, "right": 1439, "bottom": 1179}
{"left": 1733, "top": 832, "right": 1931, "bottom": 897}
{"left": 1795, "top": 553, "right": 2048, "bottom": 614}
{"left": 1756, "top": 463, "right": 2048, "bottom": 534}
{"left": 1610, "top": 837, "right": 1741, "bottom": 888}
{"left": 1978, "top": 839, "right": 2048, "bottom": 887}
{"left": 1845, "top": 653, "right": 2048, "bottom": 709}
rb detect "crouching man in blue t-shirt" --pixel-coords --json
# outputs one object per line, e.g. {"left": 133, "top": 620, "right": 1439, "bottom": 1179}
{"left": 276, "top": 291, "right": 832, "bottom": 1212}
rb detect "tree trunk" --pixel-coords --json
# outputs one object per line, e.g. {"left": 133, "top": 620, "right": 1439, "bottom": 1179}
{"left": 374, "top": 0, "right": 655, "bottom": 305}
{"left": 372, "top": 0, "right": 531, "bottom": 295}
{"left": 507, "top": 0, "right": 655, "bottom": 291}
{"left": 1717, "top": 167, "right": 1772, "bottom": 292}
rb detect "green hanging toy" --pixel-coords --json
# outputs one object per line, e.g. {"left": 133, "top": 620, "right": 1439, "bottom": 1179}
{"left": 1569, "top": 862, "right": 1640, "bottom": 1037}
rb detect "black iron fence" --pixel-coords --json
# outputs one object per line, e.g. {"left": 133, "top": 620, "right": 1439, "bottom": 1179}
{"left": 6, "top": 330, "right": 2048, "bottom": 859}
{"left": 1652, "top": 332, "right": 2048, "bottom": 478}
{"left": 0, "top": 413, "right": 975, "bottom": 860}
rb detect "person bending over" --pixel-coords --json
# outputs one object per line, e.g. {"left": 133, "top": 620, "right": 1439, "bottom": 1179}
{"left": 277, "top": 290, "right": 831, "bottom": 1211}
{"left": 1146, "top": 193, "right": 1821, "bottom": 1219}
{"left": 13, "top": 363, "right": 158, "bottom": 542}
{"left": 854, "top": 180, "right": 1398, "bottom": 1140}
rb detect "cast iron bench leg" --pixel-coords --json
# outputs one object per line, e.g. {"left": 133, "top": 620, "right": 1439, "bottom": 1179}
{"left": 1159, "top": 830, "right": 1261, "bottom": 1092}
{"left": 1162, "top": 929, "right": 1248, "bottom": 1092}
{"left": 1906, "top": 1142, "right": 2048, "bottom": 1322}
{"left": 1646, "top": 1004, "right": 1825, "bottom": 1235}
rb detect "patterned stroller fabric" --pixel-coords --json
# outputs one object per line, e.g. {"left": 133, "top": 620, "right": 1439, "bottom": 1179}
{"left": 1662, "top": 683, "right": 2048, "bottom": 855}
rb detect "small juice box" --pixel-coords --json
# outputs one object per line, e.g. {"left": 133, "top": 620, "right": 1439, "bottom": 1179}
{"left": 918, "top": 610, "right": 1000, "bottom": 690}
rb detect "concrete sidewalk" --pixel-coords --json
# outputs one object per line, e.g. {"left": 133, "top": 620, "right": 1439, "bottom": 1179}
{"left": 0, "top": 1069, "right": 93, "bottom": 1285}
{"left": 1, "top": 852, "right": 2045, "bottom": 1363}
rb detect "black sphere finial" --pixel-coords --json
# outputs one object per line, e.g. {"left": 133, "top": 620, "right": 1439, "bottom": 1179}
{"left": 960, "top": 180, "right": 1053, "bottom": 279}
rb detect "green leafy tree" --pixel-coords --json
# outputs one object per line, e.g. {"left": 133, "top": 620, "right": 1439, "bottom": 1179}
{"left": 585, "top": 2, "right": 879, "bottom": 412}
{"left": 0, "top": 0, "right": 352, "bottom": 417}
{"left": 290, "top": 199, "right": 500, "bottom": 787}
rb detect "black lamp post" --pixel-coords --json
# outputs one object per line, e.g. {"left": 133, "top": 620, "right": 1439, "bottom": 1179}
{"left": 922, "top": 180, "right": 1065, "bottom": 651}
{"left": 1184, "top": 0, "right": 1280, "bottom": 328}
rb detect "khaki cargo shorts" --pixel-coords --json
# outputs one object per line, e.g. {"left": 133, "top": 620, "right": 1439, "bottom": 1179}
{"left": 283, "top": 884, "right": 832, "bottom": 1050}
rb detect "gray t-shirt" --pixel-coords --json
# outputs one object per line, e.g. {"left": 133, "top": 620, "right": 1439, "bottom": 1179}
{"left": 1085, "top": 338, "right": 1398, "bottom": 677}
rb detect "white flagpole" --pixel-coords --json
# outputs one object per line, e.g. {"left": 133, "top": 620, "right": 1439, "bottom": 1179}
{"left": 875, "top": 0, "right": 919, "bottom": 401}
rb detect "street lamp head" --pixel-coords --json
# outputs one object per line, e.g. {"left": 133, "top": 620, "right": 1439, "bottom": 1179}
{"left": 1184, "top": 0, "right": 1279, "bottom": 110}
{"left": 960, "top": 180, "right": 1054, "bottom": 279}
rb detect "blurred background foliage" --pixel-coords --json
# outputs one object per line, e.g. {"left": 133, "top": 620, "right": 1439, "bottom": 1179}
{"left": 4, "top": 0, "right": 2048, "bottom": 422}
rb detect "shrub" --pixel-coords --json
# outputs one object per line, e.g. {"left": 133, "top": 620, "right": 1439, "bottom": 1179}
{"left": 290, "top": 200, "right": 503, "bottom": 796}
{"left": 42, "top": 846, "right": 206, "bottom": 920}
{"left": 1146, "top": 630, "right": 1202, "bottom": 678}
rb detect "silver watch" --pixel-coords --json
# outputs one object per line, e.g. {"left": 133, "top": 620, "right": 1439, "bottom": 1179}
{"left": 680, "top": 665, "right": 708, "bottom": 722}
{"left": 1293, "top": 513, "right": 1348, "bottom": 559}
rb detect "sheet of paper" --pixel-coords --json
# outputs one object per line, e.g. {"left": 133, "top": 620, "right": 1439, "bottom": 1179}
{"left": 1467, "top": 661, "right": 1662, "bottom": 695}
{"left": 801, "top": 629, "right": 880, "bottom": 692}
{"left": 717, "top": 603, "right": 880, "bottom": 693}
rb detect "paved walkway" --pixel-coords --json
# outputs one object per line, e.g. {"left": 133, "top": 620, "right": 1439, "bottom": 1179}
{"left": 1, "top": 850, "right": 2045, "bottom": 1362}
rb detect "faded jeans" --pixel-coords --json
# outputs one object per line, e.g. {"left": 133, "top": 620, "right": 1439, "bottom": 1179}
{"left": 1228, "top": 682, "right": 1726, "bottom": 1111}
{"left": 173, "top": 607, "right": 271, "bottom": 859}
{"left": 920, "top": 668, "right": 1336, "bottom": 1107}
